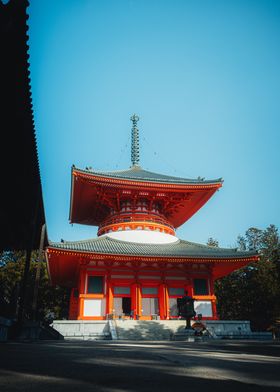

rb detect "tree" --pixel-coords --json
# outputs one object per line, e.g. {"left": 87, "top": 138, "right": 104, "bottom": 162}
{"left": 0, "top": 251, "right": 69, "bottom": 321}
{"left": 215, "top": 225, "right": 280, "bottom": 330}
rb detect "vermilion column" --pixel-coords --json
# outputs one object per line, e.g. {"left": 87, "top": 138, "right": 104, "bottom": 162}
{"left": 159, "top": 283, "right": 166, "bottom": 319}
{"left": 106, "top": 277, "right": 113, "bottom": 316}
{"left": 209, "top": 273, "right": 218, "bottom": 319}
{"left": 78, "top": 267, "right": 86, "bottom": 320}
{"left": 131, "top": 283, "right": 137, "bottom": 318}
{"left": 137, "top": 284, "right": 142, "bottom": 318}
{"left": 69, "top": 288, "right": 79, "bottom": 320}
{"left": 165, "top": 285, "right": 170, "bottom": 319}
{"left": 79, "top": 267, "right": 87, "bottom": 294}
{"left": 211, "top": 299, "right": 218, "bottom": 319}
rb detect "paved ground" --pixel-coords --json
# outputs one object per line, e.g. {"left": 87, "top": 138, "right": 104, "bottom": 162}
{"left": 0, "top": 340, "right": 279, "bottom": 392}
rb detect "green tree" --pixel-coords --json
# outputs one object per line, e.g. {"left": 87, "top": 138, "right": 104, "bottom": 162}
{"left": 0, "top": 251, "right": 69, "bottom": 321}
{"left": 215, "top": 225, "right": 280, "bottom": 330}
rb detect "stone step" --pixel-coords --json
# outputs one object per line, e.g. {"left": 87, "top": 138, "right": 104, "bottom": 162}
{"left": 64, "top": 334, "right": 111, "bottom": 340}
{"left": 114, "top": 320, "right": 187, "bottom": 340}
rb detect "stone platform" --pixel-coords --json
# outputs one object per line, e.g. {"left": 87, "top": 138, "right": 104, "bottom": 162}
{"left": 52, "top": 320, "right": 111, "bottom": 340}
{"left": 52, "top": 319, "right": 272, "bottom": 341}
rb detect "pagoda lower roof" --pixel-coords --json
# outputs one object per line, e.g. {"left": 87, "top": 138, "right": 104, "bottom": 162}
{"left": 77, "top": 166, "right": 222, "bottom": 185}
{"left": 48, "top": 236, "right": 257, "bottom": 260}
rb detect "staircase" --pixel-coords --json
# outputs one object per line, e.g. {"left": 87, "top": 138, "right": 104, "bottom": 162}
{"left": 114, "top": 320, "right": 189, "bottom": 340}
{"left": 113, "top": 320, "right": 272, "bottom": 340}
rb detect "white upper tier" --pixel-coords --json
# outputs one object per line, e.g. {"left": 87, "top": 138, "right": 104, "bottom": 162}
{"left": 102, "top": 230, "right": 178, "bottom": 244}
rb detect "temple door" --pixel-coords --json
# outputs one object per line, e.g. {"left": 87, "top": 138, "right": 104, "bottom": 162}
{"left": 113, "top": 297, "right": 122, "bottom": 317}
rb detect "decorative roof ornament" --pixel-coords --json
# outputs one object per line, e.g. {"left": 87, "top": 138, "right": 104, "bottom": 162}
{"left": 130, "top": 114, "right": 140, "bottom": 167}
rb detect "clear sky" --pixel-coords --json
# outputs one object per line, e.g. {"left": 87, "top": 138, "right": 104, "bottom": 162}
{"left": 27, "top": 0, "right": 280, "bottom": 248}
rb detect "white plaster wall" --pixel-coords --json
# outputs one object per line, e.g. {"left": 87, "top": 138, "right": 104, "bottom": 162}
{"left": 83, "top": 299, "right": 105, "bottom": 317}
{"left": 194, "top": 301, "right": 213, "bottom": 317}
{"left": 103, "top": 230, "right": 178, "bottom": 244}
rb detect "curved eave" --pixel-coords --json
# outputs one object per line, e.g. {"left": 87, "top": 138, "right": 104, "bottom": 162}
{"left": 47, "top": 245, "right": 259, "bottom": 262}
{"left": 46, "top": 237, "right": 259, "bottom": 286}
{"left": 46, "top": 235, "right": 259, "bottom": 260}
{"left": 46, "top": 245, "right": 259, "bottom": 287}
{"left": 73, "top": 167, "right": 223, "bottom": 187}
{"left": 69, "top": 167, "right": 223, "bottom": 227}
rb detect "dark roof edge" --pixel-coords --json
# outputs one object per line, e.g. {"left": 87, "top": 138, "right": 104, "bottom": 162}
{"left": 73, "top": 167, "right": 223, "bottom": 186}
{"left": 48, "top": 236, "right": 259, "bottom": 259}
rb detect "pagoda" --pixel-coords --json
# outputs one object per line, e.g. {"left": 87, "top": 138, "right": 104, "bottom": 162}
{"left": 46, "top": 115, "right": 258, "bottom": 321}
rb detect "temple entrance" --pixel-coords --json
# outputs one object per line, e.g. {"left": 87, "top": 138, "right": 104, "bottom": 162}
{"left": 142, "top": 298, "right": 159, "bottom": 317}
{"left": 122, "top": 297, "right": 131, "bottom": 315}
{"left": 168, "top": 287, "right": 185, "bottom": 318}
{"left": 169, "top": 298, "right": 179, "bottom": 317}
{"left": 113, "top": 297, "right": 131, "bottom": 317}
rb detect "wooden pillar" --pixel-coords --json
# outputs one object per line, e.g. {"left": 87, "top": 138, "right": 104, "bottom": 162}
{"left": 211, "top": 299, "right": 218, "bottom": 320}
{"left": 69, "top": 288, "right": 79, "bottom": 320}
{"left": 32, "top": 224, "right": 46, "bottom": 320}
{"left": 78, "top": 298, "right": 84, "bottom": 320}
{"left": 106, "top": 275, "right": 113, "bottom": 316}
{"left": 18, "top": 184, "right": 41, "bottom": 326}
{"left": 17, "top": 247, "right": 32, "bottom": 324}
{"left": 78, "top": 267, "right": 86, "bottom": 320}
{"left": 159, "top": 283, "right": 166, "bottom": 319}
{"left": 137, "top": 284, "right": 142, "bottom": 318}
{"left": 131, "top": 283, "right": 137, "bottom": 318}
{"left": 165, "top": 285, "right": 170, "bottom": 319}
{"left": 79, "top": 267, "right": 87, "bottom": 294}
{"left": 209, "top": 273, "right": 218, "bottom": 319}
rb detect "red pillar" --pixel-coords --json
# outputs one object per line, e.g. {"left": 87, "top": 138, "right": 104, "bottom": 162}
{"left": 209, "top": 272, "right": 218, "bottom": 319}
{"left": 77, "top": 267, "right": 86, "bottom": 320}
{"left": 106, "top": 274, "right": 113, "bottom": 316}
{"left": 69, "top": 288, "right": 79, "bottom": 320}
{"left": 131, "top": 283, "right": 138, "bottom": 318}
{"left": 159, "top": 283, "right": 167, "bottom": 319}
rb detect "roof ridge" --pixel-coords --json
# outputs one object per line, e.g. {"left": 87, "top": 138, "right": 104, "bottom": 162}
{"left": 47, "top": 236, "right": 258, "bottom": 258}
{"left": 49, "top": 237, "right": 101, "bottom": 246}
{"left": 180, "top": 239, "right": 238, "bottom": 252}
{"left": 74, "top": 166, "right": 223, "bottom": 184}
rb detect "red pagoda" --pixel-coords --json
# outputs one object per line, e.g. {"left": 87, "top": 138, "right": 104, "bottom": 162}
{"left": 46, "top": 115, "right": 258, "bottom": 321}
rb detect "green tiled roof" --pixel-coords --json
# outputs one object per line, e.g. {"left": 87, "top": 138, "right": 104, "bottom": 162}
{"left": 77, "top": 166, "right": 222, "bottom": 185}
{"left": 49, "top": 236, "right": 257, "bottom": 259}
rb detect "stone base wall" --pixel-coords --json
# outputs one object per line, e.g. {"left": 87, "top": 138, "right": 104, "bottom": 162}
{"left": 52, "top": 320, "right": 111, "bottom": 340}
{"left": 51, "top": 319, "right": 272, "bottom": 341}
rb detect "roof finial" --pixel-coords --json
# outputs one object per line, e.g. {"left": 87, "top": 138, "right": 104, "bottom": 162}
{"left": 130, "top": 114, "right": 140, "bottom": 167}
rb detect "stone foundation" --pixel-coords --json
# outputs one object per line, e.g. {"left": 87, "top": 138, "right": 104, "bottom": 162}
{"left": 51, "top": 319, "right": 272, "bottom": 341}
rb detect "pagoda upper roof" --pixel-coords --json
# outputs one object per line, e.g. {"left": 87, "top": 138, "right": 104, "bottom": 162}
{"left": 75, "top": 165, "right": 222, "bottom": 186}
{"left": 49, "top": 235, "right": 256, "bottom": 260}
{"left": 70, "top": 165, "right": 223, "bottom": 228}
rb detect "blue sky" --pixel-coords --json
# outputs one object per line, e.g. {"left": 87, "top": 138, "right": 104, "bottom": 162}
{"left": 27, "top": 0, "right": 280, "bottom": 247}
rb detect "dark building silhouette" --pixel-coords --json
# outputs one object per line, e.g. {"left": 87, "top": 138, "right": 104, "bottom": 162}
{"left": 0, "top": 0, "right": 46, "bottom": 324}
{"left": 0, "top": 0, "right": 46, "bottom": 251}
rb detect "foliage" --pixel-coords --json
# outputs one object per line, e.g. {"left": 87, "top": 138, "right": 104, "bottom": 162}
{"left": 215, "top": 225, "right": 280, "bottom": 330}
{"left": 0, "top": 251, "right": 69, "bottom": 321}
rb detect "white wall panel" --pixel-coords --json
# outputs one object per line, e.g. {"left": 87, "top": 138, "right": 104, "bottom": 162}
{"left": 194, "top": 301, "right": 213, "bottom": 317}
{"left": 84, "top": 299, "right": 105, "bottom": 317}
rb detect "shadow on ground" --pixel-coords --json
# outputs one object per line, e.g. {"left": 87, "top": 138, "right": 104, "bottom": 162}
{"left": 0, "top": 340, "right": 279, "bottom": 392}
